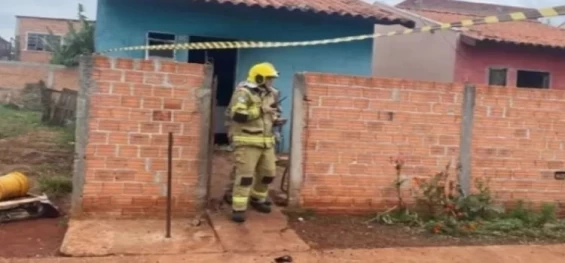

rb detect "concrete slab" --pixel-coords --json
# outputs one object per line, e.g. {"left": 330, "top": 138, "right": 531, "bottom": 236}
{"left": 207, "top": 207, "right": 310, "bottom": 253}
{"left": 60, "top": 219, "right": 223, "bottom": 257}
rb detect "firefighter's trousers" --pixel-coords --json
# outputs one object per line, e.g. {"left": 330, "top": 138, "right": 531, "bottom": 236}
{"left": 231, "top": 145, "right": 276, "bottom": 212}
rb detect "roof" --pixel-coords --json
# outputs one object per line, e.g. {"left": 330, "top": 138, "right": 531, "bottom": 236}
{"left": 15, "top": 15, "right": 94, "bottom": 23}
{"left": 396, "top": 0, "right": 565, "bottom": 49}
{"left": 0, "top": 36, "right": 9, "bottom": 44}
{"left": 397, "top": 0, "right": 535, "bottom": 16}
{"left": 198, "top": 0, "right": 415, "bottom": 27}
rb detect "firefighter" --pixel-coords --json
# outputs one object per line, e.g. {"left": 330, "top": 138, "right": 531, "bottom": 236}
{"left": 225, "top": 62, "right": 284, "bottom": 223}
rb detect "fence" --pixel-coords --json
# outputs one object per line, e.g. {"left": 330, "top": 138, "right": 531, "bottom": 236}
{"left": 42, "top": 88, "right": 78, "bottom": 126}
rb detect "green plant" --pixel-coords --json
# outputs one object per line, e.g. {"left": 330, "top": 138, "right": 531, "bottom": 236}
{"left": 47, "top": 4, "right": 94, "bottom": 67}
{"left": 37, "top": 175, "right": 73, "bottom": 197}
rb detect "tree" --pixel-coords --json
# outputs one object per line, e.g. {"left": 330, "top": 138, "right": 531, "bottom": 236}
{"left": 47, "top": 4, "right": 95, "bottom": 67}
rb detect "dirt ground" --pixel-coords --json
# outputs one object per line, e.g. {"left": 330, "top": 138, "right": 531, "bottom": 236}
{"left": 4, "top": 244, "right": 565, "bottom": 263}
{"left": 287, "top": 214, "right": 565, "bottom": 250}
{"left": 0, "top": 128, "right": 74, "bottom": 258}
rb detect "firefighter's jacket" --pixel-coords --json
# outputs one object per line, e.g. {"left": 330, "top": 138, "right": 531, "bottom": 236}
{"left": 225, "top": 81, "right": 280, "bottom": 148}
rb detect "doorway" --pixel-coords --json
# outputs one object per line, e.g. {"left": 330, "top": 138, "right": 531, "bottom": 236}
{"left": 188, "top": 35, "right": 239, "bottom": 202}
{"left": 188, "top": 35, "right": 238, "bottom": 146}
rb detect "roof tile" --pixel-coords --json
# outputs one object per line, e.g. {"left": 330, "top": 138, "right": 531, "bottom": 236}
{"left": 405, "top": 8, "right": 565, "bottom": 49}
{"left": 199, "top": 0, "right": 414, "bottom": 27}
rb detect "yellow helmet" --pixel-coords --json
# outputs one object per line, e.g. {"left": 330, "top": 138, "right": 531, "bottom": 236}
{"left": 247, "top": 62, "right": 279, "bottom": 86}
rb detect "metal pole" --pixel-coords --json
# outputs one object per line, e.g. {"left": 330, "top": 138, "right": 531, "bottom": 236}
{"left": 166, "top": 132, "right": 173, "bottom": 238}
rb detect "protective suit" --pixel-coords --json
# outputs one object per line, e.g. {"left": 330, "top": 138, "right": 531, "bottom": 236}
{"left": 224, "top": 62, "right": 283, "bottom": 223}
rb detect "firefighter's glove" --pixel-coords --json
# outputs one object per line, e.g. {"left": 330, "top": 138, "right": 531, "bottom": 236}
{"left": 262, "top": 106, "right": 279, "bottom": 115}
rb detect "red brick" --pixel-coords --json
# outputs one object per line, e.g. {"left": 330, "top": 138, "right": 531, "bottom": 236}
{"left": 153, "top": 86, "right": 173, "bottom": 98}
{"left": 93, "top": 56, "right": 111, "bottom": 68}
{"left": 108, "top": 132, "right": 129, "bottom": 144}
{"left": 91, "top": 94, "right": 121, "bottom": 107}
{"left": 98, "top": 120, "right": 121, "bottom": 131}
{"left": 176, "top": 63, "right": 203, "bottom": 74}
{"left": 114, "top": 58, "right": 132, "bottom": 70}
{"left": 142, "top": 97, "right": 163, "bottom": 109}
{"left": 153, "top": 110, "right": 172, "bottom": 121}
{"left": 124, "top": 71, "right": 144, "bottom": 84}
{"left": 129, "top": 133, "right": 151, "bottom": 145}
{"left": 132, "top": 84, "right": 153, "bottom": 96}
{"left": 138, "top": 60, "right": 155, "bottom": 71}
{"left": 121, "top": 96, "right": 141, "bottom": 108}
{"left": 145, "top": 73, "right": 165, "bottom": 85}
{"left": 96, "top": 69, "right": 123, "bottom": 82}
{"left": 140, "top": 146, "right": 160, "bottom": 158}
{"left": 95, "top": 145, "right": 117, "bottom": 157}
{"left": 159, "top": 61, "right": 177, "bottom": 73}
{"left": 140, "top": 122, "right": 161, "bottom": 133}
{"left": 164, "top": 98, "right": 183, "bottom": 110}
{"left": 118, "top": 145, "right": 139, "bottom": 158}
{"left": 112, "top": 83, "right": 132, "bottom": 95}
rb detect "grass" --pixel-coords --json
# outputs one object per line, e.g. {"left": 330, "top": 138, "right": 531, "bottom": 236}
{"left": 37, "top": 175, "right": 73, "bottom": 198}
{"left": 0, "top": 104, "right": 42, "bottom": 139}
{"left": 0, "top": 104, "right": 75, "bottom": 145}
{"left": 0, "top": 104, "right": 75, "bottom": 197}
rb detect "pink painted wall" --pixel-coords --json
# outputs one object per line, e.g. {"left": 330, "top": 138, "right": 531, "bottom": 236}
{"left": 454, "top": 43, "right": 565, "bottom": 90}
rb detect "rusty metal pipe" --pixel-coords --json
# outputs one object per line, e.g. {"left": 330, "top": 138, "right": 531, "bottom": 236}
{"left": 166, "top": 132, "right": 173, "bottom": 238}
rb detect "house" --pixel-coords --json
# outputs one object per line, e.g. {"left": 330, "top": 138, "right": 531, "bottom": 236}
{"left": 0, "top": 37, "right": 10, "bottom": 60}
{"left": 15, "top": 16, "right": 84, "bottom": 63}
{"left": 95, "top": 0, "right": 415, "bottom": 151}
{"left": 372, "top": 0, "right": 565, "bottom": 90}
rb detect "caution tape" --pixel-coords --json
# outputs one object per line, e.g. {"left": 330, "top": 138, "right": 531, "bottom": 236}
{"left": 102, "top": 6, "right": 565, "bottom": 53}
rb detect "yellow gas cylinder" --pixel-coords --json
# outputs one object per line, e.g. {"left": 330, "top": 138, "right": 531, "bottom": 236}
{"left": 0, "top": 171, "right": 31, "bottom": 201}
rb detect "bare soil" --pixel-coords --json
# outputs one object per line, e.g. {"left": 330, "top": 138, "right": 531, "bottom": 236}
{"left": 287, "top": 214, "right": 565, "bottom": 250}
{"left": 0, "top": 129, "right": 73, "bottom": 258}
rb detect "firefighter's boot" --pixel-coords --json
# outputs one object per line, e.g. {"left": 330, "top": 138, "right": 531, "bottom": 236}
{"left": 231, "top": 210, "right": 246, "bottom": 223}
{"left": 250, "top": 197, "right": 272, "bottom": 213}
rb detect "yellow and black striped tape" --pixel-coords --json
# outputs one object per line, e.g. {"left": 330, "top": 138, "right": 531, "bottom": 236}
{"left": 102, "top": 6, "right": 565, "bottom": 53}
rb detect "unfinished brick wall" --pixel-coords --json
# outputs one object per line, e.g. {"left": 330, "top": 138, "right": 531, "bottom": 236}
{"left": 0, "top": 61, "right": 78, "bottom": 103}
{"left": 77, "top": 56, "right": 207, "bottom": 217}
{"left": 298, "top": 73, "right": 565, "bottom": 213}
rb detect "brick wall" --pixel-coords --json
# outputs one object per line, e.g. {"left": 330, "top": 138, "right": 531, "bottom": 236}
{"left": 299, "top": 73, "right": 565, "bottom": 213}
{"left": 0, "top": 61, "right": 78, "bottom": 103}
{"left": 79, "top": 56, "right": 207, "bottom": 217}
{"left": 16, "top": 16, "right": 82, "bottom": 63}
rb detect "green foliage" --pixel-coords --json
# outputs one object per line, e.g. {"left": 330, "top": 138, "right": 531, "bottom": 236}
{"left": 47, "top": 4, "right": 94, "bottom": 67}
{"left": 370, "top": 156, "right": 565, "bottom": 240}
{"left": 37, "top": 174, "right": 73, "bottom": 197}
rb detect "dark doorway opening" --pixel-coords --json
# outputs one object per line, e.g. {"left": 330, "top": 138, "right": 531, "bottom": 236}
{"left": 516, "top": 70, "right": 550, "bottom": 89}
{"left": 188, "top": 35, "right": 238, "bottom": 145}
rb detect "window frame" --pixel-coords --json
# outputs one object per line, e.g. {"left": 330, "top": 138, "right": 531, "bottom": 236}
{"left": 486, "top": 66, "right": 509, "bottom": 87}
{"left": 145, "top": 31, "right": 177, "bottom": 60}
{"left": 25, "top": 32, "right": 62, "bottom": 52}
{"left": 516, "top": 69, "right": 551, "bottom": 89}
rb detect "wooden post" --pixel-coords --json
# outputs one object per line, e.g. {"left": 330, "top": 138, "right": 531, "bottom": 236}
{"left": 458, "top": 84, "right": 476, "bottom": 196}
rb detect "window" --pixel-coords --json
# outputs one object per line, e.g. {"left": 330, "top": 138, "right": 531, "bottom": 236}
{"left": 487, "top": 68, "right": 508, "bottom": 86}
{"left": 146, "top": 32, "right": 176, "bottom": 59}
{"left": 516, "top": 70, "right": 550, "bottom": 89}
{"left": 26, "top": 33, "right": 61, "bottom": 52}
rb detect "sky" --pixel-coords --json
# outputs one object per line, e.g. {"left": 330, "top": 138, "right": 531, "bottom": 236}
{"left": 0, "top": 0, "right": 563, "bottom": 41}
